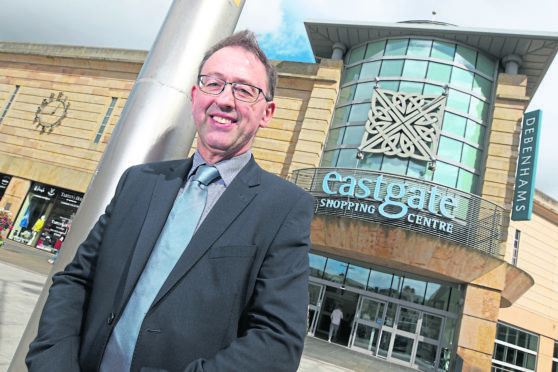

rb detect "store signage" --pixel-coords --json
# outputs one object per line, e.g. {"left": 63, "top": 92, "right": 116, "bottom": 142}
{"left": 320, "top": 171, "right": 457, "bottom": 233}
{"left": 512, "top": 110, "right": 542, "bottom": 221}
{"left": 0, "top": 174, "right": 11, "bottom": 200}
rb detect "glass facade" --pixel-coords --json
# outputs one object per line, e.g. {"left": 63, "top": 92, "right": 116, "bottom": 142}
{"left": 310, "top": 252, "right": 460, "bottom": 370}
{"left": 310, "top": 252, "right": 462, "bottom": 314}
{"left": 322, "top": 37, "right": 497, "bottom": 194}
{"left": 492, "top": 322, "right": 538, "bottom": 371}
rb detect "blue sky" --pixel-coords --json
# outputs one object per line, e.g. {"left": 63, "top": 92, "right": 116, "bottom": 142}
{"left": 1, "top": 0, "right": 557, "bottom": 199}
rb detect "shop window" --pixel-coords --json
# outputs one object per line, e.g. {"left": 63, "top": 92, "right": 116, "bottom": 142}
{"left": 454, "top": 45, "right": 477, "bottom": 69}
{"left": 407, "top": 39, "right": 432, "bottom": 57}
{"left": 426, "top": 62, "right": 452, "bottom": 82}
{"left": 349, "top": 44, "right": 367, "bottom": 64}
{"left": 492, "top": 323, "right": 538, "bottom": 372}
{"left": 384, "top": 39, "right": 408, "bottom": 56}
{"left": 431, "top": 41, "right": 455, "bottom": 61}
{"left": 402, "top": 60, "right": 428, "bottom": 79}
{"left": 379, "top": 59, "right": 404, "bottom": 77}
{"left": 8, "top": 183, "right": 82, "bottom": 250}
{"left": 354, "top": 81, "right": 375, "bottom": 101}
{"left": 343, "top": 64, "right": 362, "bottom": 84}
{"left": 450, "top": 67, "right": 474, "bottom": 90}
{"left": 364, "top": 40, "right": 386, "bottom": 59}
{"left": 360, "top": 60, "right": 381, "bottom": 80}
{"left": 0, "top": 174, "right": 12, "bottom": 200}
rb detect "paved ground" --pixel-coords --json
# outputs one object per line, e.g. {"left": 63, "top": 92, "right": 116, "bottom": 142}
{"left": 0, "top": 241, "right": 418, "bottom": 372}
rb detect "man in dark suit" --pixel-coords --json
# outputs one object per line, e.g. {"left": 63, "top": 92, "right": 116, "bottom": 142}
{"left": 26, "top": 30, "right": 314, "bottom": 372}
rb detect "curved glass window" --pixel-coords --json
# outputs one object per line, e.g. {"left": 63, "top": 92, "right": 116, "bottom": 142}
{"left": 402, "top": 60, "right": 428, "bottom": 79}
{"left": 324, "top": 37, "right": 496, "bottom": 195}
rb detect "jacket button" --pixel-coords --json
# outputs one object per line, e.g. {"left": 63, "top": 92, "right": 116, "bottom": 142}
{"left": 107, "top": 312, "right": 115, "bottom": 325}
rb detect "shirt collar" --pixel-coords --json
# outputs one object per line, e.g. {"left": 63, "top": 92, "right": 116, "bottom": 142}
{"left": 190, "top": 150, "right": 251, "bottom": 187}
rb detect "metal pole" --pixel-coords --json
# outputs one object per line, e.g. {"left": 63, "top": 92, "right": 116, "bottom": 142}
{"left": 9, "top": 0, "right": 245, "bottom": 370}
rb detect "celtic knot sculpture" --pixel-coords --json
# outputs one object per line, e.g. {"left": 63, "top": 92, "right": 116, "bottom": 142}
{"left": 359, "top": 87, "right": 447, "bottom": 162}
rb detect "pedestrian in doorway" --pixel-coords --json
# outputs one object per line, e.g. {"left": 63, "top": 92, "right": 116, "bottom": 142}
{"left": 328, "top": 305, "right": 343, "bottom": 343}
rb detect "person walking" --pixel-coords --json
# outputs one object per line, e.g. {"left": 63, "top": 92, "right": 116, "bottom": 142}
{"left": 328, "top": 305, "right": 344, "bottom": 343}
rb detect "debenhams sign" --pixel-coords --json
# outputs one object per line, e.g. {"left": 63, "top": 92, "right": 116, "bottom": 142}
{"left": 319, "top": 171, "right": 458, "bottom": 234}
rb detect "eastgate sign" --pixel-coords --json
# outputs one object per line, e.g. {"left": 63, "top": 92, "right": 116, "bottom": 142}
{"left": 320, "top": 171, "right": 458, "bottom": 233}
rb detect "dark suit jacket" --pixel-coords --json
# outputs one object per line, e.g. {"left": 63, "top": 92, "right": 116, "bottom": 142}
{"left": 26, "top": 156, "right": 314, "bottom": 372}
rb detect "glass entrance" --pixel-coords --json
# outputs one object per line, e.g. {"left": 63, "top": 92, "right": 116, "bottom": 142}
{"left": 349, "top": 296, "right": 386, "bottom": 353}
{"left": 307, "top": 281, "right": 325, "bottom": 336}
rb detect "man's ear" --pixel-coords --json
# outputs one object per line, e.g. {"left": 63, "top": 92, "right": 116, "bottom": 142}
{"left": 259, "top": 101, "right": 276, "bottom": 129}
{"left": 191, "top": 85, "right": 197, "bottom": 105}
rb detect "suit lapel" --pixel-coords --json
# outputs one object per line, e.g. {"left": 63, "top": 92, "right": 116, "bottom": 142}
{"left": 121, "top": 159, "right": 193, "bottom": 302}
{"left": 152, "top": 158, "right": 262, "bottom": 306}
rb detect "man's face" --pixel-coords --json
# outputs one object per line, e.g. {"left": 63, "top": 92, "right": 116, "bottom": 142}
{"left": 191, "top": 46, "right": 275, "bottom": 164}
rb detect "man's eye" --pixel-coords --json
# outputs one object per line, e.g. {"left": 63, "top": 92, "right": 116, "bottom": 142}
{"left": 206, "top": 81, "right": 221, "bottom": 88}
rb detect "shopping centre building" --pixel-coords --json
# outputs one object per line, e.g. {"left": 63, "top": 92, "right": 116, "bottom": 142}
{"left": 1, "top": 19, "right": 558, "bottom": 371}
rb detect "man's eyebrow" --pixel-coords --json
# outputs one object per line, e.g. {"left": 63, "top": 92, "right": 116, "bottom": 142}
{"left": 202, "top": 72, "right": 256, "bottom": 86}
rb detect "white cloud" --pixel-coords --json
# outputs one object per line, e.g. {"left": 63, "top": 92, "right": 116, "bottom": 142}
{"left": 237, "top": 0, "right": 284, "bottom": 34}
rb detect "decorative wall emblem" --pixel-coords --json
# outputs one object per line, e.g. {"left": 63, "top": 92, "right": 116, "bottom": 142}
{"left": 359, "top": 85, "right": 447, "bottom": 164}
{"left": 34, "top": 92, "right": 70, "bottom": 132}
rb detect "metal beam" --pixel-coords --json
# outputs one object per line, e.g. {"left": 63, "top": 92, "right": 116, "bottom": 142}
{"left": 9, "top": 0, "right": 245, "bottom": 370}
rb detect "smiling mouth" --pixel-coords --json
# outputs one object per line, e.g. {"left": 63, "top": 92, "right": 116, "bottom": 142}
{"left": 211, "top": 115, "right": 235, "bottom": 125}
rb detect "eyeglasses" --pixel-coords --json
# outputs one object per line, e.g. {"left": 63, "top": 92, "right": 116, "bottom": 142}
{"left": 198, "top": 75, "right": 270, "bottom": 103}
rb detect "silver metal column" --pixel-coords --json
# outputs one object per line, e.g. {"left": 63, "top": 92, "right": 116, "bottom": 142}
{"left": 9, "top": 0, "right": 245, "bottom": 370}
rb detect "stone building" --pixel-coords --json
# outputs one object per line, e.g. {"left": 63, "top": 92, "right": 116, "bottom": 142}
{"left": 1, "top": 20, "right": 558, "bottom": 371}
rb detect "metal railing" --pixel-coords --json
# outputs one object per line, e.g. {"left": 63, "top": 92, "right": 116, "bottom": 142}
{"left": 290, "top": 167, "right": 506, "bottom": 257}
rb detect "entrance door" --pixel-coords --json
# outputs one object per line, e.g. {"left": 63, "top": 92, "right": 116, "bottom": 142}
{"left": 375, "top": 303, "right": 447, "bottom": 370}
{"left": 307, "top": 281, "right": 325, "bottom": 336}
{"left": 349, "top": 296, "right": 386, "bottom": 353}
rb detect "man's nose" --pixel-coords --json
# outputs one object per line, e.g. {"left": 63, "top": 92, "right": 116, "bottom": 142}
{"left": 215, "top": 83, "right": 236, "bottom": 106}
